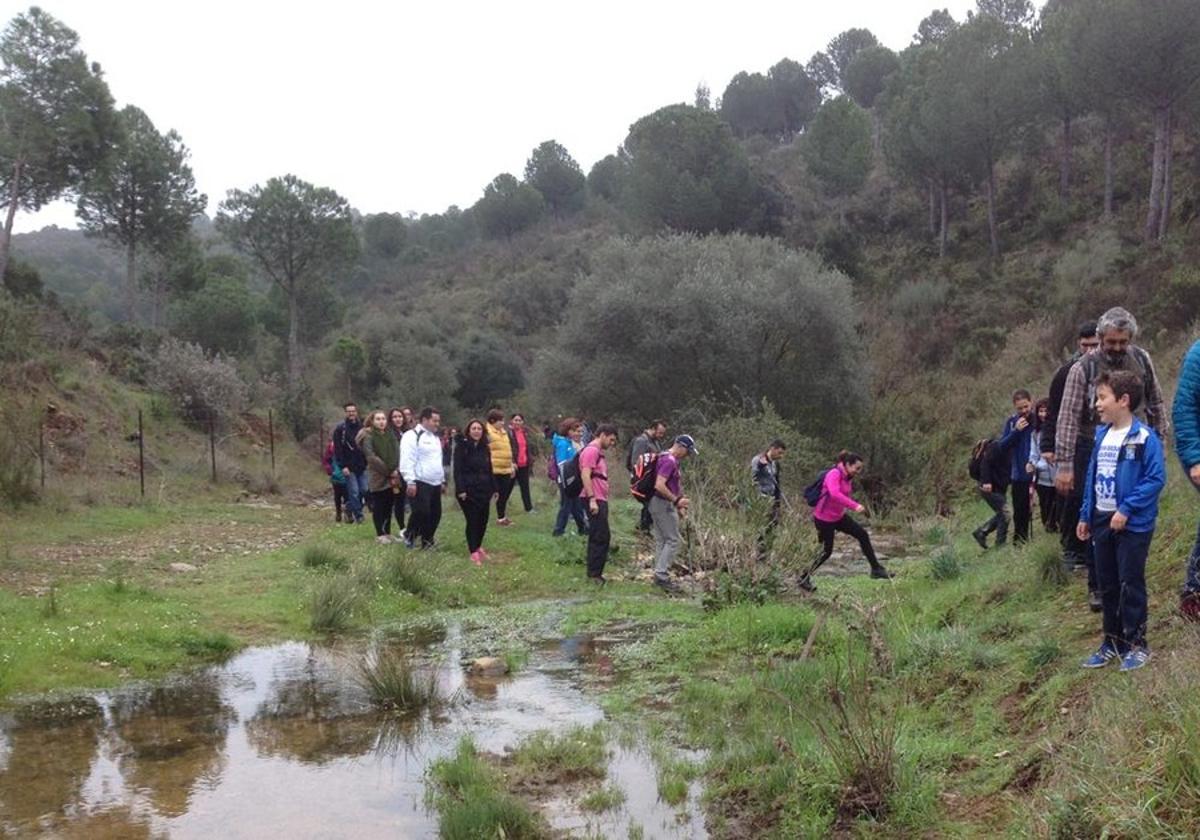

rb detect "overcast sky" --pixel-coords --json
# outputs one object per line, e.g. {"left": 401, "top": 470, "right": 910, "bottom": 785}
{"left": 6, "top": 0, "right": 978, "bottom": 233}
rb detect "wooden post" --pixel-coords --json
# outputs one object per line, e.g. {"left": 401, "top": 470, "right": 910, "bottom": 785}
{"left": 137, "top": 408, "right": 145, "bottom": 498}
{"left": 268, "top": 409, "right": 276, "bottom": 475}
{"left": 209, "top": 412, "right": 217, "bottom": 483}
{"left": 39, "top": 419, "right": 45, "bottom": 492}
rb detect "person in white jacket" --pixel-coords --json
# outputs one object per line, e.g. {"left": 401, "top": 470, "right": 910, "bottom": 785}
{"left": 400, "top": 406, "right": 447, "bottom": 549}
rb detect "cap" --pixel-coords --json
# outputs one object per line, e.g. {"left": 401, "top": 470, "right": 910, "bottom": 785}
{"left": 674, "top": 434, "right": 698, "bottom": 455}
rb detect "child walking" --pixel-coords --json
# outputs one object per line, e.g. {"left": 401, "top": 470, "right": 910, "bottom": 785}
{"left": 1077, "top": 370, "right": 1166, "bottom": 672}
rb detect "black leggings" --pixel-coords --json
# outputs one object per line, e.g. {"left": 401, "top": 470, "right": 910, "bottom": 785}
{"left": 459, "top": 494, "right": 490, "bottom": 552}
{"left": 811, "top": 514, "right": 881, "bottom": 573}
{"left": 393, "top": 479, "right": 406, "bottom": 533}
{"left": 1035, "top": 484, "right": 1059, "bottom": 532}
{"left": 370, "top": 489, "right": 395, "bottom": 536}
{"left": 495, "top": 474, "right": 516, "bottom": 518}
{"left": 515, "top": 466, "right": 533, "bottom": 512}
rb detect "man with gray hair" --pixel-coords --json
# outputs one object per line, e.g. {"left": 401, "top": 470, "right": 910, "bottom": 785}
{"left": 1055, "top": 307, "right": 1168, "bottom": 610}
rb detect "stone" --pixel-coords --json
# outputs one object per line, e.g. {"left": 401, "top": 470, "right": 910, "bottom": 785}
{"left": 469, "top": 656, "right": 509, "bottom": 677}
{"left": 168, "top": 562, "right": 198, "bottom": 573}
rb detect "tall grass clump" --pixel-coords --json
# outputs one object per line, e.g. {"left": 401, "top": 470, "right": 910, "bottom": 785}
{"left": 929, "top": 546, "right": 962, "bottom": 581}
{"left": 356, "top": 646, "right": 444, "bottom": 713}
{"left": 302, "top": 546, "right": 347, "bottom": 571}
{"left": 512, "top": 724, "right": 608, "bottom": 783}
{"left": 428, "top": 737, "right": 545, "bottom": 840}
{"left": 383, "top": 554, "right": 431, "bottom": 598}
{"left": 309, "top": 576, "right": 358, "bottom": 632}
{"left": 1030, "top": 537, "right": 1069, "bottom": 586}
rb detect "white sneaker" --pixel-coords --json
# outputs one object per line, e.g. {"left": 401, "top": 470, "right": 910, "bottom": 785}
{"left": 376, "top": 535, "right": 392, "bottom": 545}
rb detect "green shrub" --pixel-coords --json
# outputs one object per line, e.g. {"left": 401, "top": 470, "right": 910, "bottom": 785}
{"left": 929, "top": 547, "right": 962, "bottom": 581}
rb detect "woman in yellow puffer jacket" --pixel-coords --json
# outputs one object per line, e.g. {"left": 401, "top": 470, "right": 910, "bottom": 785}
{"left": 486, "top": 408, "right": 518, "bottom": 525}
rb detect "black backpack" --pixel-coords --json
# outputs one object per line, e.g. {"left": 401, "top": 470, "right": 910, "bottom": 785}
{"left": 630, "top": 452, "right": 660, "bottom": 504}
{"left": 802, "top": 469, "right": 830, "bottom": 507}
{"left": 968, "top": 438, "right": 993, "bottom": 481}
{"left": 559, "top": 451, "right": 584, "bottom": 498}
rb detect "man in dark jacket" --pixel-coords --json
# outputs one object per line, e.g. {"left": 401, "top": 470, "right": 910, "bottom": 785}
{"left": 752, "top": 439, "right": 787, "bottom": 561}
{"left": 998, "top": 390, "right": 1035, "bottom": 544}
{"left": 972, "top": 440, "right": 1010, "bottom": 549}
{"left": 629, "top": 420, "right": 667, "bottom": 532}
{"left": 1041, "top": 322, "right": 1099, "bottom": 563}
{"left": 332, "top": 403, "right": 368, "bottom": 524}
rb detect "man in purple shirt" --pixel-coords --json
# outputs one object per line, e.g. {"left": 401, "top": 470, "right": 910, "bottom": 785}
{"left": 580, "top": 424, "right": 618, "bottom": 585}
{"left": 650, "top": 435, "right": 698, "bottom": 594}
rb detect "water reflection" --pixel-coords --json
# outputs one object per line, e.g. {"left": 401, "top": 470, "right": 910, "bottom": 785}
{"left": 0, "top": 619, "right": 704, "bottom": 838}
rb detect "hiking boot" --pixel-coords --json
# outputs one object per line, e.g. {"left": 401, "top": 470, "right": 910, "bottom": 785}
{"left": 870, "top": 567, "right": 895, "bottom": 580}
{"left": 1119, "top": 648, "right": 1150, "bottom": 672}
{"left": 1081, "top": 640, "right": 1119, "bottom": 669}
{"left": 972, "top": 529, "right": 988, "bottom": 550}
{"left": 653, "top": 575, "right": 682, "bottom": 595}
{"left": 1088, "top": 589, "right": 1102, "bottom": 612}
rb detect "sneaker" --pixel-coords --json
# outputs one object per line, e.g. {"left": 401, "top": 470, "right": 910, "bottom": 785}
{"left": 470, "top": 551, "right": 483, "bottom": 567}
{"left": 376, "top": 535, "right": 391, "bottom": 545}
{"left": 1088, "top": 589, "right": 1102, "bottom": 613}
{"left": 420, "top": 540, "right": 438, "bottom": 551}
{"left": 653, "top": 575, "right": 682, "bottom": 595}
{"left": 402, "top": 532, "right": 415, "bottom": 549}
{"left": 797, "top": 576, "right": 816, "bottom": 593}
{"left": 1081, "top": 641, "right": 1120, "bottom": 669}
{"left": 588, "top": 575, "right": 607, "bottom": 587}
{"left": 972, "top": 529, "right": 988, "bottom": 550}
{"left": 870, "top": 567, "right": 895, "bottom": 580}
{"left": 478, "top": 548, "right": 490, "bottom": 560}
{"left": 497, "top": 517, "right": 513, "bottom": 526}
{"left": 1119, "top": 648, "right": 1150, "bottom": 672}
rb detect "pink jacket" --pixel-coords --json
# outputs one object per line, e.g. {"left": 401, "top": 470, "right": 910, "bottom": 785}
{"left": 813, "top": 464, "right": 860, "bottom": 523}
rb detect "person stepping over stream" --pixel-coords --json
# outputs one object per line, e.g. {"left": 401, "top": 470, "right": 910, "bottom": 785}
{"left": 798, "top": 450, "right": 893, "bottom": 592}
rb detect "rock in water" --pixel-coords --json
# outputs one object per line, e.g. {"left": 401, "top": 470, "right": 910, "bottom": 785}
{"left": 469, "top": 656, "right": 508, "bottom": 676}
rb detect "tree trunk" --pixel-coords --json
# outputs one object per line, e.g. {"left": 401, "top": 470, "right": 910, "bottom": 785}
{"left": 938, "top": 181, "right": 948, "bottom": 259}
{"left": 984, "top": 157, "right": 1000, "bottom": 260}
{"left": 126, "top": 242, "right": 138, "bottom": 324}
{"left": 0, "top": 160, "right": 22, "bottom": 284}
{"left": 928, "top": 180, "right": 937, "bottom": 236}
{"left": 287, "top": 291, "right": 302, "bottom": 390}
{"left": 1144, "top": 105, "right": 1167, "bottom": 243}
{"left": 1103, "top": 116, "right": 1114, "bottom": 219}
{"left": 1158, "top": 105, "right": 1173, "bottom": 241}
{"left": 1059, "top": 113, "right": 1072, "bottom": 204}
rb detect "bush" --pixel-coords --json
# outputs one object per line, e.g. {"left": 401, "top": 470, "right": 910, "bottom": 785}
{"left": 0, "top": 409, "right": 38, "bottom": 509}
{"left": 929, "top": 547, "right": 962, "bottom": 581}
{"left": 145, "top": 338, "right": 248, "bottom": 429}
{"left": 0, "top": 288, "right": 37, "bottom": 364}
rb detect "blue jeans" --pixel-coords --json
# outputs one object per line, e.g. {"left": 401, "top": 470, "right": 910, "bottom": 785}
{"left": 344, "top": 470, "right": 369, "bottom": 521}
{"left": 553, "top": 487, "right": 588, "bottom": 536}
{"left": 1092, "top": 515, "right": 1153, "bottom": 652}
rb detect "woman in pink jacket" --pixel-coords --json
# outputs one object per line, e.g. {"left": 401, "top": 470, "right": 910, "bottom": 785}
{"left": 799, "top": 450, "right": 894, "bottom": 592}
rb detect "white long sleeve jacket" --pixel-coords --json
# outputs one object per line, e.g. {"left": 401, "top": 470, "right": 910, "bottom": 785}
{"left": 400, "top": 425, "right": 446, "bottom": 486}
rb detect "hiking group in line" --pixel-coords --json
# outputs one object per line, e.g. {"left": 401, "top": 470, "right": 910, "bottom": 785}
{"left": 970, "top": 306, "right": 1200, "bottom": 673}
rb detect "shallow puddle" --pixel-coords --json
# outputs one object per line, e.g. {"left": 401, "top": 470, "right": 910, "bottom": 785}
{"left": 0, "top": 616, "right": 706, "bottom": 839}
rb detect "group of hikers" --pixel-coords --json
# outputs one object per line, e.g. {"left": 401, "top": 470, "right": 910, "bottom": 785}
{"left": 314, "top": 303, "right": 1200, "bottom": 673}
{"left": 320, "top": 406, "right": 889, "bottom": 596}
{"left": 972, "top": 306, "right": 1200, "bottom": 673}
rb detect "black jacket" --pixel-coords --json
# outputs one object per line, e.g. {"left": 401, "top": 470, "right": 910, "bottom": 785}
{"left": 454, "top": 437, "right": 496, "bottom": 499}
{"left": 978, "top": 441, "right": 1010, "bottom": 493}
{"left": 333, "top": 420, "right": 366, "bottom": 473}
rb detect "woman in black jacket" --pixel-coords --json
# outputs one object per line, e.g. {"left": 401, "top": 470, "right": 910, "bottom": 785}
{"left": 454, "top": 419, "right": 498, "bottom": 565}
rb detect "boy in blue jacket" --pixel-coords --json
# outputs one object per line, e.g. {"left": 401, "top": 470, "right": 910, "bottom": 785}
{"left": 1077, "top": 370, "right": 1166, "bottom": 672}
{"left": 1173, "top": 339, "right": 1200, "bottom": 620}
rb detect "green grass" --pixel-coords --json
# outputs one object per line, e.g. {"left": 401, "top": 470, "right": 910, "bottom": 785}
{"left": 428, "top": 737, "right": 546, "bottom": 839}
{"left": 309, "top": 576, "right": 360, "bottom": 632}
{"left": 301, "top": 546, "right": 347, "bottom": 571}
{"left": 355, "top": 645, "right": 444, "bottom": 712}
{"left": 579, "top": 784, "right": 625, "bottom": 812}
{"left": 510, "top": 724, "right": 608, "bottom": 785}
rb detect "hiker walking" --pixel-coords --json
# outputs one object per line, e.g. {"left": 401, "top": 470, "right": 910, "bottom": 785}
{"left": 799, "top": 451, "right": 892, "bottom": 592}
{"left": 752, "top": 439, "right": 787, "bottom": 561}
{"left": 453, "top": 419, "right": 497, "bottom": 566}
{"left": 321, "top": 439, "right": 348, "bottom": 523}
{"left": 1031, "top": 399, "right": 1059, "bottom": 532}
{"left": 1174, "top": 338, "right": 1200, "bottom": 621}
{"left": 510, "top": 413, "right": 538, "bottom": 514}
{"left": 649, "top": 435, "right": 698, "bottom": 594}
{"left": 332, "top": 403, "right": 368, "bottom": 524}
{"left": 998, "top": 389, "right": 1036, "bottom": 544}
{"left": 1077, "top": 370, "right": 1166, "bottom": 672}
{"left": 400, "top": 407, "right": 446, "bottom": 550}
{"left": 362, "top": 410, "right": 401, "bottom": 545}
{"left": 580, "top": 424, "right": 619, "bottom": 585}
{"left": 629, "top": 420, "right": 667, "bottom": 533}
{"left": 551, "top": 418, "right": 589, "bottom": 537}
{"left": 486, "top": 409, "right": 518, "bottom": 526}
{"left": 971, "top": 436, "right": 1010, "bottom": 549}
{"left": 1055, "top": 308, "right": 1167, "bottom": 612}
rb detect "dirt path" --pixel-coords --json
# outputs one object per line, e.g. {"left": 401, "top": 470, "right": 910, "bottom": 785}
{"left": 1, "top": 499, "right": 327, "bottom": 594}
